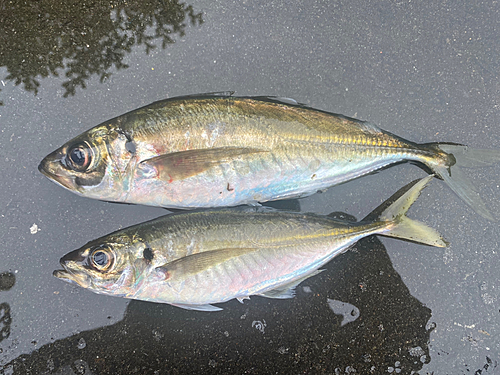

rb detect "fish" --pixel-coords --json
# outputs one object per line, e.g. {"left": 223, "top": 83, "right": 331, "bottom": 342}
{"left": 39, "top": 92, "right": 500, "bottom": 219}
{"left": 54, "top": 175, "right": 447, "bottom": 311}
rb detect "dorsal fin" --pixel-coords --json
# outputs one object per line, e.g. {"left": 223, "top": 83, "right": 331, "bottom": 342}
{"left": 249, "top": 96, "right": 304, "bottom": 106}
{"left": 174, "top": 91, "right": 235, "bottom": 99}
{"left": 147, "top": 92, "right": 235, "bottom": 108}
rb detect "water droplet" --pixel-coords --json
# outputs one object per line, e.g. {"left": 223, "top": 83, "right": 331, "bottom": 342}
{"left": 251, "top": 320, "right": 267, "bottom": 333}
{"left": 409, "top": 346, "right": 425, "bottom": 357}
{"left": 77, "top": 337, "right": 86, "bottom": 349}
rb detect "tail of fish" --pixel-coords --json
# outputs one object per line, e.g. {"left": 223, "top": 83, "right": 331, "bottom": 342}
{"left": 365, "top": 175, "right": 448, "bottom": 247}
{"left": 422, "top": 143, "right": 500, "bottom": 221}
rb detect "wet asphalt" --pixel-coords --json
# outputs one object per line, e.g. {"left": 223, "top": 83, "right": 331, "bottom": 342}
{"left": 0, "top": 0, "right": 499, "bottom": 374}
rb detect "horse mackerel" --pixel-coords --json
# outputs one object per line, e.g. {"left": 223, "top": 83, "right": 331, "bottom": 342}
{"left": 54, "top": 176, "right": 447, "bottom": 311}
{"left": 39, "top": 93, "right": 500, "bottom": 219}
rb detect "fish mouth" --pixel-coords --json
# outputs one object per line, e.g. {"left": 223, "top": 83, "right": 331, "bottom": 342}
{"left": 53, "top": 268, "right": 91, "bottom": 288}
{"left": 53, "top": 249, "right": 92, "bottom": 288}
{"left": 38, "top": 152, "right": 75, "bottom": 190}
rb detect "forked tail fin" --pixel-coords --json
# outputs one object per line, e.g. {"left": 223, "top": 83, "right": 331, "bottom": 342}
{"left": 364, "top": 176, "right": 448, "bottom": 247}
{"left": 425, "top": 143, "right": 500, "bottom": 221}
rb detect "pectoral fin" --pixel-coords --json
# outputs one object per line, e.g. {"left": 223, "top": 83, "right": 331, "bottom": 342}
{"left": 155, "top": 247, "right": 258, "bottom": 281}
{"left": 137, "top": 147, "right": 267, "bottom": 182}
{"left": 259, "top": 269, "right": 324, "bottom": 299}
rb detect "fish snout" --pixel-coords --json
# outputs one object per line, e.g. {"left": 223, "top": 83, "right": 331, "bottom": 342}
{"left": 39, "top": 149, "right": 64, "bottom": 173}
{"left": 60, "top": 249, "right": 88, "bottom": 268}
{"left": 39, "top": 150, "right": 77, "bottom": 190}
{"left": 38, "top": 154, "right": 54, "bottom": 177}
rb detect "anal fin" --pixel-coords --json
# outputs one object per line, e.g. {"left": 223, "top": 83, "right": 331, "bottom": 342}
{"left": 259, "top": 270, "right": 324, "bottom": 299}
{"left": 237, "top": 296, "right": 250, "bottom": 304}
{"left": 169, "top": 303, "right": 223, "bottom": 312}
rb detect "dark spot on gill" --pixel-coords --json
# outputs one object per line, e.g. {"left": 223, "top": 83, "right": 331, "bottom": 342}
{"left": 125, "top": 140, "right": 136, "bottom": 154}
{"left": 143, "top": 247, "right": 154, "bottom": 261}
{"left": 118, "top": 128, "right": 136, "bottom": 154}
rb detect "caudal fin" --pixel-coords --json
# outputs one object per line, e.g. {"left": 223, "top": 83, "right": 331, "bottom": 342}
{"left": 368, "top": 175, "right": 448, "bottom": 247}
{"left": 426, "top": 143, "right": 500, "bottom": 221}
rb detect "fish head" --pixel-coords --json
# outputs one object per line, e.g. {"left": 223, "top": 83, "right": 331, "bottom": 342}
{"left": 39, "top": 122, "right": 134, "bottom": 202}
{"left": 53, "top": 233, "right": 152, "bottom": 297}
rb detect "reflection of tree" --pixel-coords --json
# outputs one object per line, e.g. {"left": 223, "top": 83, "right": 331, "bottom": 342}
{"left": 0, "top": 272, "right": 15, "bottom": 292}
{"left": 0, "top": 272, "right": 15, "bottom": 344}
{"left": 3, "top": 236, "right": 434, "bottom": 374}
{"left": 0, "top": 303, "right": 11, "bottom": 343}
{"left": 0, "top": 0, "right": 203, "bottom": 104}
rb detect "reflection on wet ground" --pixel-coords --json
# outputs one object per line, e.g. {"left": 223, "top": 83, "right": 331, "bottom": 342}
{"left": 0, "top": 273, "right": 15, "bottom": 347}
{"left": 3, "top": 236, "right": 433, "bottom": 374}
{"left": 1, "top": 0, "right": 499, "bottom": 373}
{"left": 0, "top": 0, "right": 203, "bottom": 105}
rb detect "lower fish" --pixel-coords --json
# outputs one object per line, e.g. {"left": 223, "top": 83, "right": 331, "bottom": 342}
{"left": 39, "top": 93, "right": 500, "bottom": 219}
{"left": 54, "top": 176, "right": 446, "bottom": 311}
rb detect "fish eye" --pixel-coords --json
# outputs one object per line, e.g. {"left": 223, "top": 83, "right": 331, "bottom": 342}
{"left": 67, "top": 143, "right": 92, "bottom": 171}
{"left": 90, "top": 246, "right": 114, "bottom": 272}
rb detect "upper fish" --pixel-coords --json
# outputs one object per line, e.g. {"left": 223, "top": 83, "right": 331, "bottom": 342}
{"left": 39, "top": 92, "right": 500, "bottom": 219}
{"left": 53, "top": 176, "right": 447, "bottom": 312}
